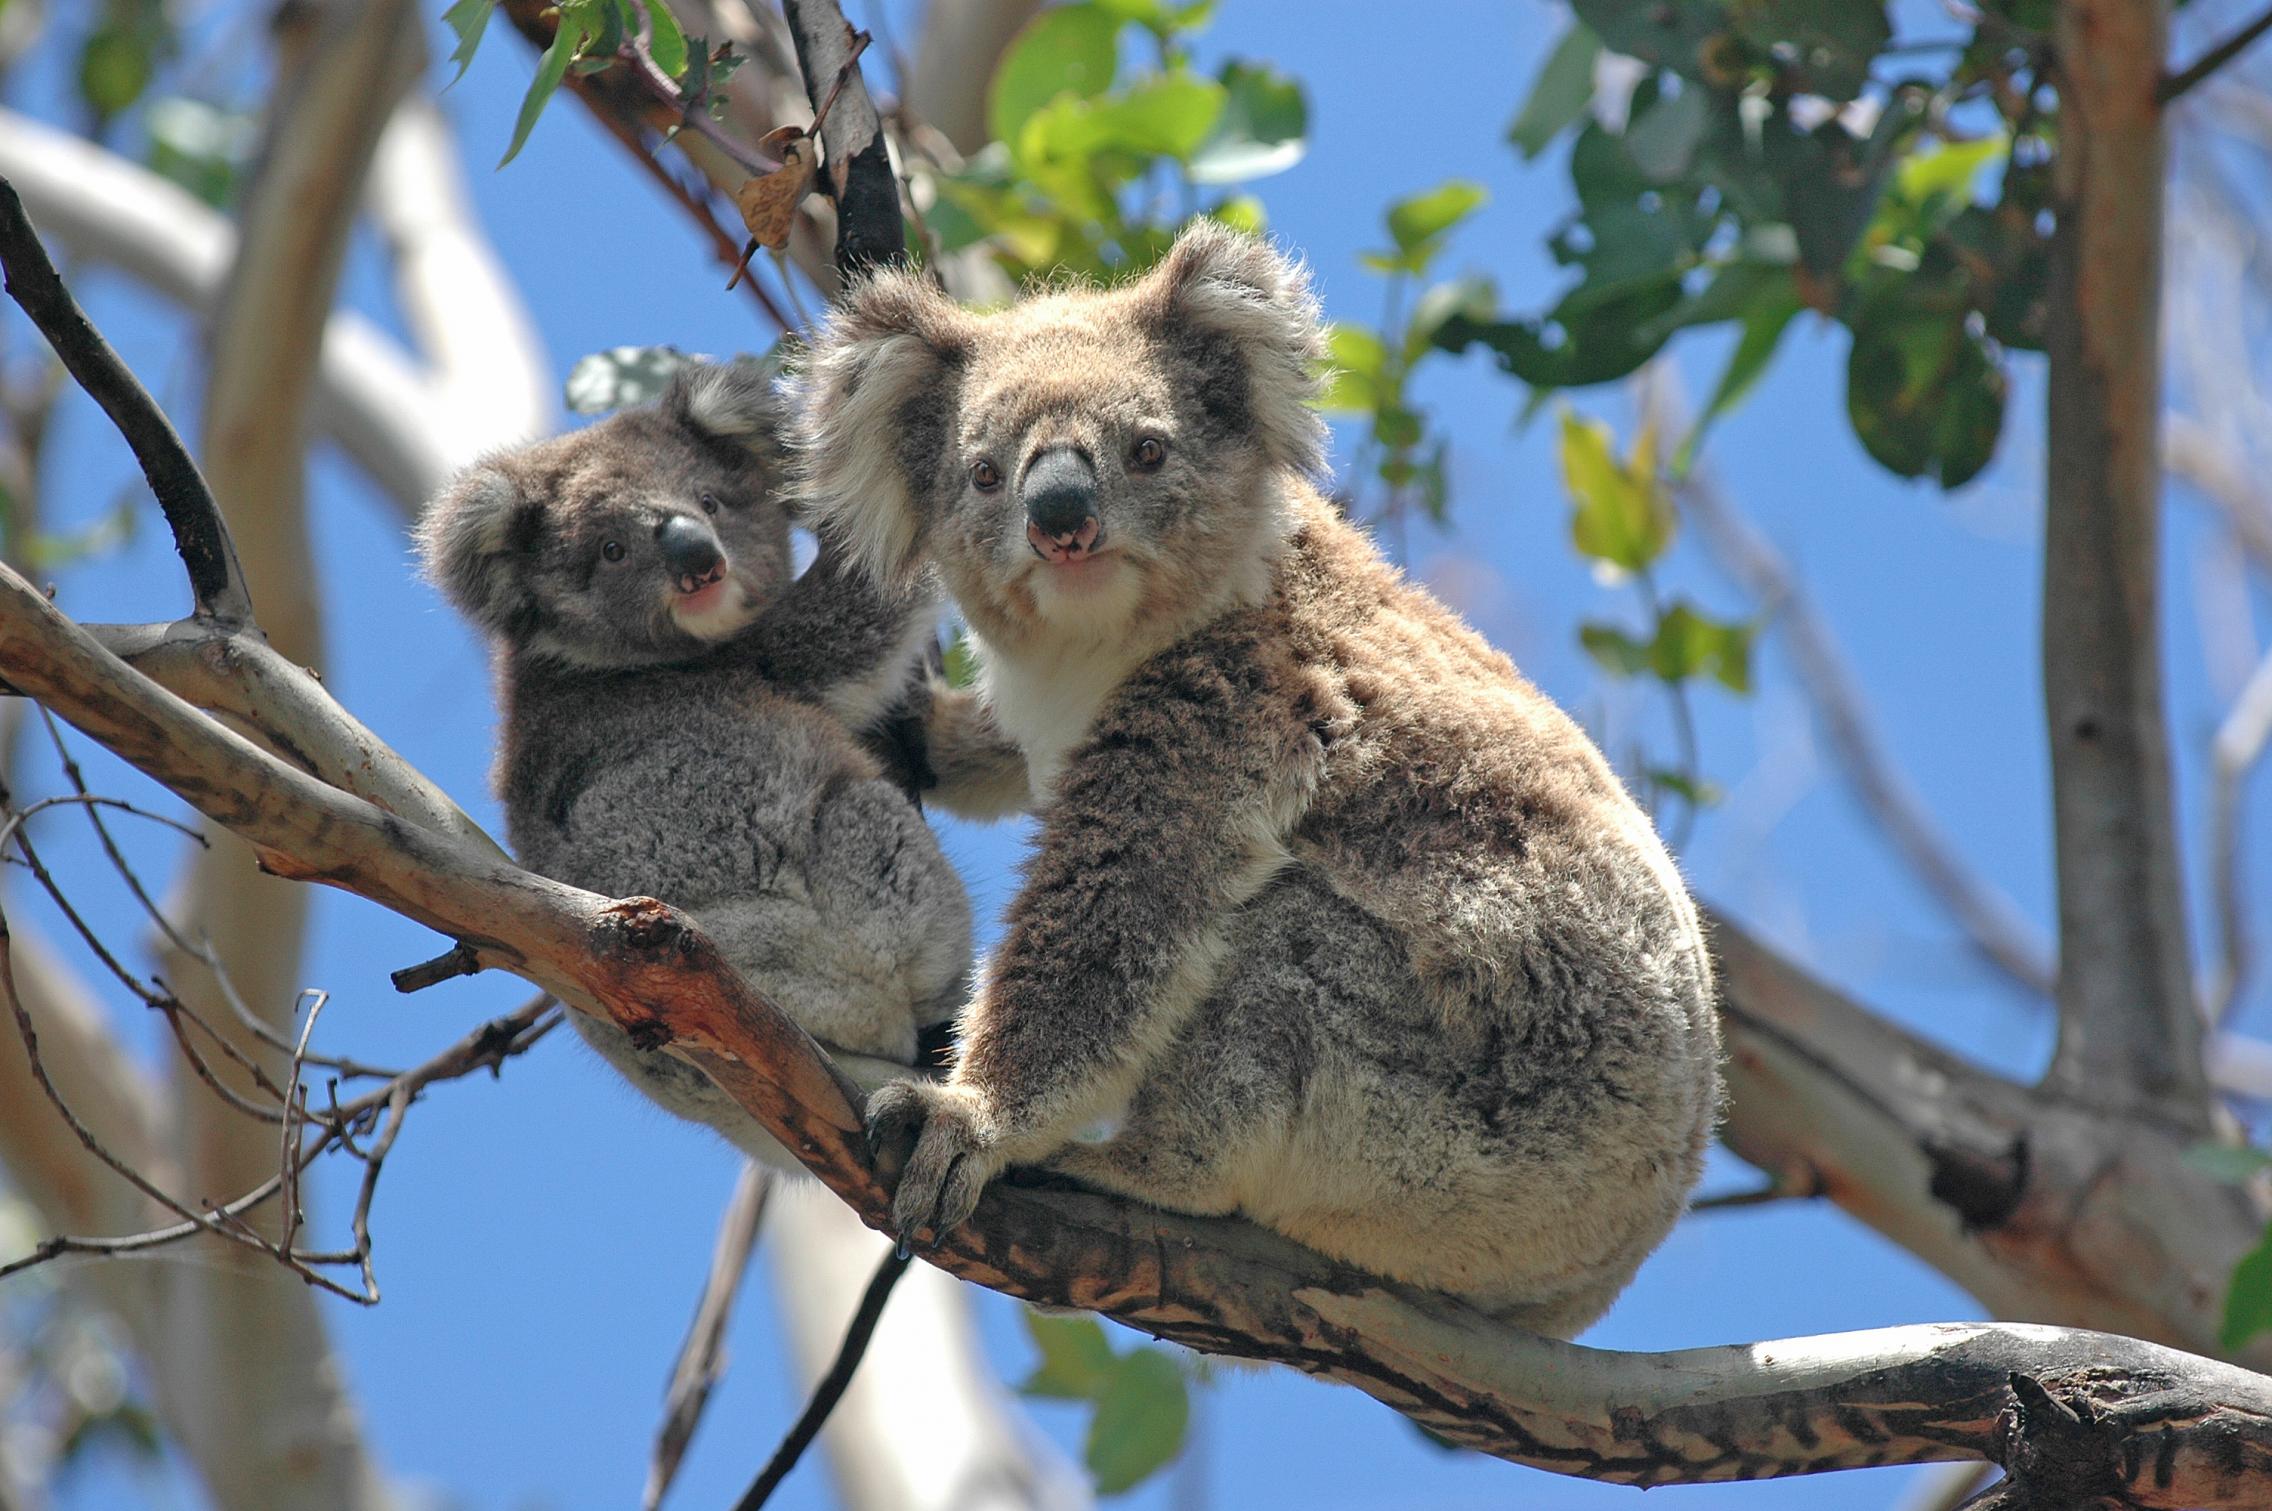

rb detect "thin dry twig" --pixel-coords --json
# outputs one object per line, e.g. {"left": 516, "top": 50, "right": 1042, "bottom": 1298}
{"left": 733, "top": 1246, "right": 912, "bottom": 1510}
{"left": 645, "top": 1161, "right": 774, "bottom": 1511}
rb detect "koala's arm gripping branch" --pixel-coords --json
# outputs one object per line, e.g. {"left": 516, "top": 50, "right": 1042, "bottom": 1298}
{"left": 0, "top": 176, "right": 252, "bottom": 625}
{"left": 9, "top": 556, "right": 2272, "bottom": 1502}
{"left": 954, "top": 623, "right": 1316, "bottom": 1143}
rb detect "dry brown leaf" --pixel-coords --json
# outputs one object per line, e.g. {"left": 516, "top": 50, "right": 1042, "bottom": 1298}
{"left": 735, "top": 127, "right": 818, "bottom": 252}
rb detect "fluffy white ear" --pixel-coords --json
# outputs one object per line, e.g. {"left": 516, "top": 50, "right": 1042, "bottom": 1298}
{"left": 415, "top": 464, "right": 538, "bottom": 634}
{"left": 782, "top": 271, "right": 973, "bottom": 583}
{"left": 1139, "top": 221, "right": 1328, "bottom": 477}
{"left": 670, "top": 356, "right": 781, "bottom": 447}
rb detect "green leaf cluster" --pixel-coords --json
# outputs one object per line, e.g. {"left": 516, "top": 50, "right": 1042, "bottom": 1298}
{"left": 931, "top": 2, "right": 1306, "bottom": 279}
{"left": 1313, "top": 186, "right": 1492, "bottom": 526}
{"left": 445, "top": 1, "right": 734, "bottom": 167}
{"left": 1020, "top": 1310, "right": 1191, "bottom": 1496}
{"left": 1443, "top": 2, "right": 2052, "bottom": 488}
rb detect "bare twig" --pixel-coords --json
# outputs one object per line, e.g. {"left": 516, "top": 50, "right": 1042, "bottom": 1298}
{"left": 1637, "top": 371, "right": 2058, "bottom": 997}
{"left": 645, "top": 1162, "right": 773, "bottom": 1511}
{"left": 734, "top": 1246, "right": 911, "bottom": 1510}
{"left": 0, "top": 176, "right": 250, "bottom": 622}
{"left": 2162, "top": 4, "right": 2272, "bottom": 101}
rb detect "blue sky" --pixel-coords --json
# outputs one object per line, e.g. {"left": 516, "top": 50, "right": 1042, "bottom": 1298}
{"left": 5, "top": 2, "right": 2267, "bottom": 1508}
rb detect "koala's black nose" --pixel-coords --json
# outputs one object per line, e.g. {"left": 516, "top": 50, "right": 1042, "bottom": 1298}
{"left": 1022, "top": 447, "right": 1098, "bottom": 542}
{"left": 657, "top": 514, "right": 725, "bottom": 589}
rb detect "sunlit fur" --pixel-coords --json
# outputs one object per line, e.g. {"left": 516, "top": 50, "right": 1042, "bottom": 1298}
{"left": 795, "top": 225, "right": 1722, "bottom": 1335}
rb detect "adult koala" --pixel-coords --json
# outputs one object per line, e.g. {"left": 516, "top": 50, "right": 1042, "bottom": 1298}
{"left": 418, "top": 360, "right": 970, "bottom": 1165}
{"left": 787, "top": 225, "right": 1722, "bottom": 1337}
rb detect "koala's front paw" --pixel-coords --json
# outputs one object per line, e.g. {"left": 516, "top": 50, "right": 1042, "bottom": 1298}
{"left": 865, "top": 1078, "right": 1003, "bottom": 1252}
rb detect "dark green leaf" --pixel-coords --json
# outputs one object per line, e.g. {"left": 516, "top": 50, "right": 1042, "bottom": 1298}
{"left": 1626, "top": 86, "right": 1709, "bottom": 183}
{"left": 1405, "top": 274, "right": 1497, "bottom": 363}
{"left": 444, "top": 0, "right": 495, "bottom": 85}
{"left": 1085, "top": 1348, "right": 1189, "bottom": 1495}
{"left": 1021, "top": 1310, "right": 1117, "bottom": 1400}
{"left": 501, "top": 6, "right": 586, "bottom": 166}
{"left": 1650, "top": 603, "right": 1754, "bottom": 691}
{"left": 1680, "top": 274, "right": 1802, "bottom": 466}
{"left": 2222, "top": 1226, "right": 2272, "bottom": 1352}
{"left": 989, "top": 4, "right": 1120, "bottom": 151}
{"left": 1732, "top": 0, "right": 1891, "bottom": 102}
{"left": 1846, "top": 299, "right": 2006, "bottom": 487}
{"left": 564, "top": 345, "right": 689, "bottom": 413}
{"left": 1372, "top": 404, "right": 1422, "bottom": 451}
{"left": 1435, "top": 272, "right": 1682, "bottom": 389}
{"left": 1567, "top": 0, "right": 1725, "bottom": 81}
{"left": 1646, "top": 767, "right": 1723, "bottom": 806}
{"left": 1189, "top": 59, "right": 1306, "bottom": 184}
{"left": 1507, "top": 23, "right": 1601, "bottom": 159}
{"left": 1580, "top": 621, "right": 1654, "bottom": 678}
{"left": 644, "top": 0, "right": 689, "bottom": 78}
{"left": 78, "top": 24, "right": 155, "bottom": 120}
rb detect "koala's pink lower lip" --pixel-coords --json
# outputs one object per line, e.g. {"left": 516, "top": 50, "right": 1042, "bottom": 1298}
{"left": 675, "top": 579, "right": 728, "bottom": 611}
{"left": 1026, "top": 519, "right": 1107, "bottom": 564}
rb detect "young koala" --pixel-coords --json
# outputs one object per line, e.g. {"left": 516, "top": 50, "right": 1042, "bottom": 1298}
{"left": 417, "top": 360, "right": 972, "bottom": 1164}
{"left": 788, "top": 225, "right": 1723, "bottom": 1336}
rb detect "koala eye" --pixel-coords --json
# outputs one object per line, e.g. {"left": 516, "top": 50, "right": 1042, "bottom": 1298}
{"left": 601, "top": 539, "right": 625, "bottom": 563}
{"left": 699, "top": 493, "right": 719, "bottom": 515}
{"left": 1131, "top": 436, "right": 1167, "bottom": 472}
{"left": 970, "top": 458, "right": 1003, "bottom": 492}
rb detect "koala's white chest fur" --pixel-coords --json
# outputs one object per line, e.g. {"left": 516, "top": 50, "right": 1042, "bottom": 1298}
{"left": 972, "top": 631, "right": 1145, "bottom": 798}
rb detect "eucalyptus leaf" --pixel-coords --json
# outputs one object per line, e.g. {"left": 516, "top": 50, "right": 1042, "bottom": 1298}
{"left": 1189, "top": 59, "right": 1306, "bottom": 184}
{"left": 1021, "top": 1310, "right": 1118, "bottom": 1400}
{"left": 989, "top": 4, "right": 1120, "bottom": 151}
{"left": 1084, "top": 1348, "right": 1190, "bottom": 1495}
{"left": 444, "top": 0, "right": 494, "bottom": 85}
{"left": 564, "top": 345, "right": 689, "bottom": 413}
{"left": 1508, "top": 23, "right": 1601, "bottom": 160}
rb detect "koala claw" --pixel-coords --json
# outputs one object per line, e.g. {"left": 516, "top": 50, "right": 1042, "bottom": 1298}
{"left": 866, "top": 1078, "right": 1002, "bottom": 1250}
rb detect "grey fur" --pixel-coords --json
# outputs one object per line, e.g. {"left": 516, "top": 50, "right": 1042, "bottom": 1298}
{"left": 792, "top": 226, "right": 1723, "bottom": 1334}
{"left": 417, "top": 361, "right": 971, "bottom": 1163}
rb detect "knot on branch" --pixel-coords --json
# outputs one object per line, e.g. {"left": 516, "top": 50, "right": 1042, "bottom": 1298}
{"left": 1924, "top": 1131, "right": 2029, "bottom": 1233}
{"left": 596, "top": 895, "right": 693, "bottom": 957}
{"left": 1962, "top": 1372, "right": 2126, "bottom": 1510}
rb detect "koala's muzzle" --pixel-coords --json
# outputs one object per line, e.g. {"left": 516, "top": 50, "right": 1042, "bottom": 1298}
{"left": 1023, "top": 447, "right": 1103, "bottom": 563}
{"left": 658, "top": 514, "right": 727, "bottom": 592}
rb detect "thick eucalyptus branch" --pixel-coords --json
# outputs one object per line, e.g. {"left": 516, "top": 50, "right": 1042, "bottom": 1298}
{"left": 4, "top": 569, "right": 2271, "bottom": 1503}
{"left": 2041, "top": 0, "right": 2208, "bottom": 1130}
{"left": 1714, "top": 915, "right": 2272, "bottom": 1373}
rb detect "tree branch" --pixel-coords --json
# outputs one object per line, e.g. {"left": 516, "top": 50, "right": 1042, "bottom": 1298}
{"left": 645, "top": 1162, "right": 772, "bottom": 1511}
{"left": 2161, "top": 4, "right": 2272, "bottom": 102}
{"left": 5, "top": 567, "right": 2272, "bottom": 1500}
{"left": 0, "top": 180, "right": 249, "bottom": 623}
{"left": 781, "top": 0, "right": 904, "bottom": 277}
{"left": 2041, "top": 0, "right": 2208, "bottom": 1130}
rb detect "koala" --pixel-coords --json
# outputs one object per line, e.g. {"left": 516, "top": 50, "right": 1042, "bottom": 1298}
{"left": 416, "top": 360, "right": 973, "bottom": 1166}
{"left": 786, "top": 224, "right": 1723, "bottom": 1336}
